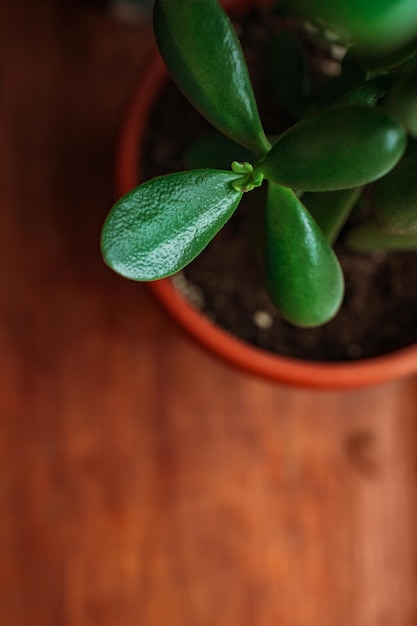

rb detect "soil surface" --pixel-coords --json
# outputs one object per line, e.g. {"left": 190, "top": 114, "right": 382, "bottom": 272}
{"left": 141, "top": 7, "right": 417, "bottom": 362}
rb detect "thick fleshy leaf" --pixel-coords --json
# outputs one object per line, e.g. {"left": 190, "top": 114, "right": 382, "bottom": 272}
{"left": 101, "top": 170, "right": 242, "bottom": 281}
{"left": 302, "top": 187, "right": 362, "bottom": 244}
{"left": 266, "top": 31, "right": 310, "bottom": 119}
{"left": 265, "top": 183, "right": 344, "bottom": 327}
{"left": 153, "top": 0, "right": 270, "bottom": 156}
{"left": 386, "top": 73, "right": 417, "bottom": 138}
{"left": 374, "top": 139, "right": 417, "bottom": 234}
{"left": 290, "top": 0, "right": 417, "bottom": 50}
{"left": 261, "top": 104, "right": 406, "bottom": 191}
{"left": 185, "top": 132, "right": 255, "bottom": 170}
{"left": 335, "top": 74, "right": 396, "bottom": 107}
{"left": 345, "top": 218, "right": 417, "bottom": 250}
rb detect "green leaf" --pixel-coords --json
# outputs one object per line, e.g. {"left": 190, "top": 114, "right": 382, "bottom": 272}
{"left": 356, "top": 35, "right": 417, "bottom": 71}
{"left": 335, "top": 73, "right": 396, "bottom": 107}
{"left": 385, "top": 72, "right": 417, "bottom": 138}
{"left": 266, "top": 31, "right": 310, "bottom": 120}
{"left": 265, "top": 183, "right": 344, "bottom": 327}
{"left": 291, "top": 0, "right": 417, "bottom": 50}
{"left": 345, "top": 218, "right": 417, "bottom": 250}
{"left": 184, "top": 132, "right": 255, "bottom": 170}
{"left": 374, "top": 138, "right": 417, "bottom": 234}
{"left": 261, "top": 104, "right": 406, "bottom": 191}
{"left": 101, "top": 170, "right": 243, "bottom": 281}
{"left": 302, "top": 187, "right": 362, "bottom": 244}
{"left": 153, "top": 0, "right": 270, "bottom": 156}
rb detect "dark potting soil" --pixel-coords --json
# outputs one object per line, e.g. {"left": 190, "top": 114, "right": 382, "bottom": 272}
{"left": 141, "top": 7, "right": 417, "bottom": 362}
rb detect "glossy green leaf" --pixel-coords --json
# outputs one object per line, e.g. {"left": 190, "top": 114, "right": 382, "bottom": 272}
{"left": 302, "top": 187, "right": 362, "bottom": 244}
{"left": 266, "top": 31, "right": 310, "bottom": 119}
{"left": 261, "top": 104, "right": 406, "bottom": 191}
{"left": 290, "top": 0, "right": 417, "bottom": 50}
{"left": 153, "top": 0, "right": 270, "bottom": 156}
{"left": 374, "top": 139, "right": 417, "bottom": 234}
{"left": 101, "top": 170, "right": 243, "bottom": 281}
{"left": 265, "top": 183, "right": 344, "bottom": 327}
{"left": 184, "top": 132, "right": 255, "bottom": 170}
{"left": 345, "top": 218, "right": 417, "bottom": 250}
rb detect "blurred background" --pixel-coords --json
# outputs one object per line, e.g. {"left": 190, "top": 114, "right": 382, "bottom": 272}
{"left": 0, "top": 1, "right": 417, "bottom": 625}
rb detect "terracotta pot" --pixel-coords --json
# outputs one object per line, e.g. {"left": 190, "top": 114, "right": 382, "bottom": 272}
{"left": 115, "top": 6, "right": 417, "bottom": 390}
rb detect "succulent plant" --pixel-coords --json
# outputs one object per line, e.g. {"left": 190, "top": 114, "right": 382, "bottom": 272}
{"left": 101, "top": 0, "right": 417, "bottom": 327}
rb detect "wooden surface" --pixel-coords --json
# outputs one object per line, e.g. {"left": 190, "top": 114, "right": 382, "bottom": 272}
{"left": 1, "top": 2, "right": 417, "bottom": 625}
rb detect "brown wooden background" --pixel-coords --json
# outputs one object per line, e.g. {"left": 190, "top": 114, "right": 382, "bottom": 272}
{"left": 1, "top": 1, "right": 417, "bottom": 625}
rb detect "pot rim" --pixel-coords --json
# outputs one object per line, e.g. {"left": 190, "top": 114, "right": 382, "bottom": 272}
{"left": 115, "top": 34, "right": 417, "bottom": 390}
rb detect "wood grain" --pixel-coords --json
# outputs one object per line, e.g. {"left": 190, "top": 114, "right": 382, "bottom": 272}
{"left": 0, "top": 1, "right": 417, "bottom": 625}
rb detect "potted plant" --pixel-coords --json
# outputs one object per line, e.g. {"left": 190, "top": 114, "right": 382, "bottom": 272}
{"left": 101, "top": 0, "right": 417, "bottom": 388}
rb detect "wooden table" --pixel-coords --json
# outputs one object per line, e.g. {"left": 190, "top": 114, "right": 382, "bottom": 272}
{"left": 0, "top": 1, "right": 416, "bottom": 625}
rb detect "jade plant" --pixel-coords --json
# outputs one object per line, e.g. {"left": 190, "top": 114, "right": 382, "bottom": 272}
{"left": 101, "top": 0, "right": 417, "bottom": 327}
